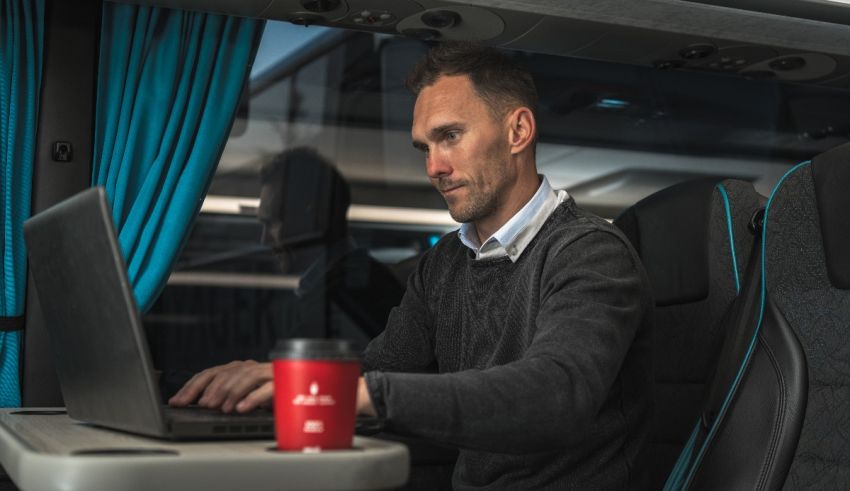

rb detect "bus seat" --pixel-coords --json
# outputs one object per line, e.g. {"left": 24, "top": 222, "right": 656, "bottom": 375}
{"left": 613, "top": 178, "right": 763, "bottom": 489}
{"left": 678, "top": 142, "right": 850, "bottom": 489}
{"left": 262, "top": 147, "right": 404, "bottom": 341}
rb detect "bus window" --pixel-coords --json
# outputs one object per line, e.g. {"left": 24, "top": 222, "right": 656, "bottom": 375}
{"left": 143, "top": 16, "right": 850, "bottom": 381}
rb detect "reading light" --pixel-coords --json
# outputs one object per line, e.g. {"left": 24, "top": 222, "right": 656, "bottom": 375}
{"left": 596, "top": 98, "right": 631, "bottom": 110}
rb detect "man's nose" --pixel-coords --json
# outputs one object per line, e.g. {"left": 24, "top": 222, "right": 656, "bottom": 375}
{"left": 426, "top": 151, "right": 451, "bottom": 179}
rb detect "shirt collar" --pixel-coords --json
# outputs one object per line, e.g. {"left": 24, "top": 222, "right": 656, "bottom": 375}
{"left": 458, "top": 176, "right": 568, "bottom": 261}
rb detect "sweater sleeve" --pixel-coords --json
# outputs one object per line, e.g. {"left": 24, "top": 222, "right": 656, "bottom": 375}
{"left": 361, "top": 248, "right": 436, "bottom": 376}
{"left": 364, "top": 230, "right": 647, "bottom": 453}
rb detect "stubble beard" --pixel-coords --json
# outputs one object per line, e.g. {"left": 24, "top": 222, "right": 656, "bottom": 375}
{"left": 443, "top": 147, "right": 511, "bottom": 224}
{"left": 446, "top": 182, "right": 500, "bottom": 224}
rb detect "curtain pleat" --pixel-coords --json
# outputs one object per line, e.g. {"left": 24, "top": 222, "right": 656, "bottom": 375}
{"left": 93, "top": 3, "right": 263, "bottom": 311}
{"left": 0, "top": 0, "right": 45, "bottom": 407}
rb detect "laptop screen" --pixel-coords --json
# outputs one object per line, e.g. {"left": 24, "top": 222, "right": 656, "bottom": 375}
{"left": 24, "top": 187, "right": 169, "bottom": 436}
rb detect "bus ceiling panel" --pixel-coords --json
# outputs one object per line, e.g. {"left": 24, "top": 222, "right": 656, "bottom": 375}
{"left": 507, "top": 20, "right": 713, "bottom": 65}
{"left": 490, "top": 3, "right": 850, "bottom": 88}
{"left": 258, "top": 1, "right": 542, "bottom": 46}
{"left": 680, "top": 0, "right": 850, "bottom": 29}
{"left": 261, "top": 0, "right": 350, "bottom": 22}
{"left": 115, "top": 0, "right": 850, "bottom": 90}
{"left": 411, "top": 2, "right": 543, "bottom": 46}
{"left": 111, "top": 0, "right": 273, "bottom": 17}
{"left": 261, "top": 0, "right": 423, "bottom": 27}
{"left": 116, "top": 0, "right": 850, "bottom": 60}
{"left": 391, "top": 3, "right": 541, "bottom": 45}
{"left": 395, "top": 5, "right": 505, "bottom": 42}
{"left": 453, "top": 0, "right": 850, "bottom": 58}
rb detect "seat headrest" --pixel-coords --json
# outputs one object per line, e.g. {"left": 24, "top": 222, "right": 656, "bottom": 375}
{"left": 812, "top": 142, "right": 850, "bottom": 289}
{"left": 259, "top": 146, "right": 350, "bottom": 249}
{"left": 614, "top": 178, "right": 720, "bottom": 306}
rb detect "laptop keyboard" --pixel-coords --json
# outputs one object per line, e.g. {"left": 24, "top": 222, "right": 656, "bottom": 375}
{"left": 164, "top": 406, "right": 383, "bottom": 437}
{"left": 164, "top": 405, "right": 273, "bottom": 422}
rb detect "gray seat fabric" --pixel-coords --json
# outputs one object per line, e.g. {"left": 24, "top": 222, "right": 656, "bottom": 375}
{"left": 673, "top": 224, "right": 807, "bottom": 491}
{"left": 613, "top": 178, "right": 762, "bottom": 490}
{"left": 669, "top": 142, "right": 850, "bottom": 490}
{"left": 767, "top": 146, "right": 850, "bottom": 489}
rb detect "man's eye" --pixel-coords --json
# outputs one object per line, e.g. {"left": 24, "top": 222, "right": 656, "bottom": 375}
{"left": 446, "top": 131, "right": 460, "bottom": 141}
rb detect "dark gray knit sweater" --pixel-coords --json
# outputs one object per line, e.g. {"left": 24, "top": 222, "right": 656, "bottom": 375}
{"left": 363, "top": 199, "right": 653, "bottom": 490}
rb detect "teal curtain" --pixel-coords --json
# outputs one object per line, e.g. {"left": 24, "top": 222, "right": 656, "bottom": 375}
{"left": 93, "top": 3, "right": 263, "bottom": 311}
{"left": 0, "top": 0, "right": 45, "bottom": 407}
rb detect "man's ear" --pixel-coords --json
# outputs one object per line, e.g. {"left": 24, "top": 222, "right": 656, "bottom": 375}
{"left": 506, "top": 107, "right": 536, "bottom": 155}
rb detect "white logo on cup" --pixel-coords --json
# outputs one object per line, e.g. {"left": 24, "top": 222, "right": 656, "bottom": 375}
{"left": 292, "top": 380, "right": 337, "bottom": 406}
{"left": 303, "top": 420, "right": 325, "bottom": 433}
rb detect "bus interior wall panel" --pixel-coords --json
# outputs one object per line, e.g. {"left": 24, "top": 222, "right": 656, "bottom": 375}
{"left": 23, "top": 0, "right": 101, "bottom": 407}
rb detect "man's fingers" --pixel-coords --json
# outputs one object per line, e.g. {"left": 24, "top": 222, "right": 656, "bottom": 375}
{"left": 197, "top": 370, "right": 233, "bottom": 407}
{"left": 220, "top": 364, "right": 273, "bottom": 413}
{"left": 169, "top": 367, "right": 221, "bottom": 406}
{"left": 194, "top": 361, "right": 266, "bottom": 410}
{"left": 235, "top": 381, "right": 274, "bottom": 413}
{"left": 169, "top": 361, "right": 255, "bottom": 407}
{"left": 167, "top": 361, "right": 273, "bottom": 413}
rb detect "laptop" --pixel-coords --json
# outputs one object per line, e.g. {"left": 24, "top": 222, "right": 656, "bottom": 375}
{"left": 24, "top": 187, "right": 275, "bottom": 439}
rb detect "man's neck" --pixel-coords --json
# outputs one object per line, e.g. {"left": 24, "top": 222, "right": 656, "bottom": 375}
{"left": 475, "top": 173, "right": 542, "bottom": 244}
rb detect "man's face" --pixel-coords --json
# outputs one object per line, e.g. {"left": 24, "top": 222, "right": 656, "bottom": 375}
{"left": 411, "top": 75, "right": 514, "bottom": 224}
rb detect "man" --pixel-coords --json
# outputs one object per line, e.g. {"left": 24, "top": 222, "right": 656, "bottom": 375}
{"left": 171, "top": 42, "right": 653, "bottom": 489}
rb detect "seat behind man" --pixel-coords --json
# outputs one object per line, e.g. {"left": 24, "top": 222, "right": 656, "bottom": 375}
{"left": 614, "top": 178, "right": 763, "bottom": 489}
{"left": 668, "top": 143, "right": 850, "bottom": 489}
{"left": 259, "top": 147, "right": 405, "bottom": 342}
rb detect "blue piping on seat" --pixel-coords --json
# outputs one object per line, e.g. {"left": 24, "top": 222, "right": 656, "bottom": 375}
{"left": 716, "top": 184, "right": 740, "bottom": 295}
{"left": 663, "top": 161, "right": 811, "bottom": 491}
{"left": 663, "top": 422, "right": 700, "bottom": 490}
{"left": 663, "top": 181, "right": 740, "bottom": 491}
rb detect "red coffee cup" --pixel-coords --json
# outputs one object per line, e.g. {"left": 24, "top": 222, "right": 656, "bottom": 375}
{"left": 270, "top": 339, "right": 360, "bottom": 452}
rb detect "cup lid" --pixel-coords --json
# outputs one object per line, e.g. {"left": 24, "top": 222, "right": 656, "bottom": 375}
{"left": 270, "top": 338, "right": 360, "bottom": 361}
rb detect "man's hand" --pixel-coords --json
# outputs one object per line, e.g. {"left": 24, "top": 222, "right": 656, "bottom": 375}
{"left": 169, "top": 362, "right": 376, "bottom": 417}
{"left": 168, "top": 360, "right": 273, "bottom": 413}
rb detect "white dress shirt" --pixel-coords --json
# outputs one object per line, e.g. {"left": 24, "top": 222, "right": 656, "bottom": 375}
{"left": 458, "top": 176, "right": 569, "bottom": 262}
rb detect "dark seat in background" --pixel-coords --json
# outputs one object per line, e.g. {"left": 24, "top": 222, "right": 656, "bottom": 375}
{"left": 667, "top": 142, "right": 850, "bottom": 489}
{"left": 150, "top": 148, "right": 406, "bottom": 397}
{"left": 613, "top": 178, "right": 763, "bottom": 489}
{"left": 258, "top": 146, "right": 405, "bottom": 342}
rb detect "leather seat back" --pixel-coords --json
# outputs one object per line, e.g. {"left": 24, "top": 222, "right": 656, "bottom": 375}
{"left": 614, "top": 178, "right": 762, "bottom": 489}
{"left": 668, "top": 142, "right": 850, "bottom": 489}
{"left": 763, "top": 144, "right": 850, "bottom": 488}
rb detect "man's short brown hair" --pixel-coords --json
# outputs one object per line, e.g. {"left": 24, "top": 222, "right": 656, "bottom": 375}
{"left": 406, "top": 42, "right": 538, "bottom": 121}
